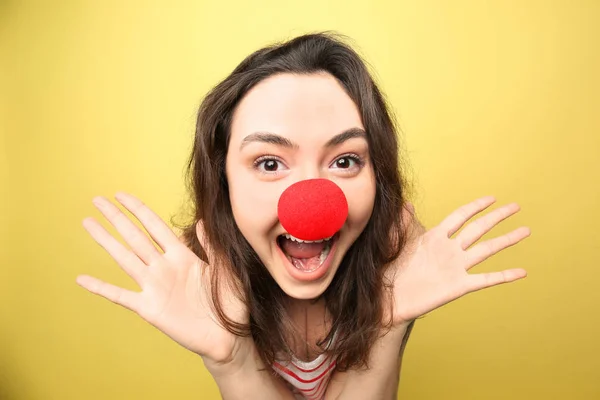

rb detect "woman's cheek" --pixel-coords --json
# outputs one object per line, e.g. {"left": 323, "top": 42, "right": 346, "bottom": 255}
{"left": 347, "top": 194, "right": 375, "bottom": 231}
{"left": 337, "top": 174, "right": 376, "bottom": 230}
{"left": 230, "top": 176, "right": 280, "bottom": 234}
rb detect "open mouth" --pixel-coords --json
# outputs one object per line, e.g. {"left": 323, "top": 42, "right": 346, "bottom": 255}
{"left": 276, "top": 232, "right": 339, "bottom": 273}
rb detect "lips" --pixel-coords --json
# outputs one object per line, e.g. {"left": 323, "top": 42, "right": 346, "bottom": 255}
{"left": 278, "top": 234, "right": 332, "bottom": 260}
{"left": 276, "top": 232, "right": 340, "bottom": 281}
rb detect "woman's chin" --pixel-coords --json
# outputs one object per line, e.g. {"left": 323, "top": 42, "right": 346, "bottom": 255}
{"left": 277, "top": 282, "right": 329, "bottom": 301}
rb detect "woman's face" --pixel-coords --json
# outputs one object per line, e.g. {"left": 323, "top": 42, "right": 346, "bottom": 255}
{"left": 225, "top": 72, "right": 376, "bottom": 300}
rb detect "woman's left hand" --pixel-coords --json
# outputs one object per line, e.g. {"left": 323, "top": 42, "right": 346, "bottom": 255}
{"left": 389, "top": 196, "right": 531, "bottom": 326}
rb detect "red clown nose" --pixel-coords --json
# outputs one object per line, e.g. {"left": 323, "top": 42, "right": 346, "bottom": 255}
{"left": 277, "top": 178, "right": 348, "bottom": 241}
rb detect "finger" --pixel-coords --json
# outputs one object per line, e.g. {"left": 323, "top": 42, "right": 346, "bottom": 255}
{"left": 82, "top": 217, "right": 147, "bottom": 284}
{"left": 114, "top": 192, "right": 182, "bottom": 253}
{"left": 92, "top": 196, "right": 162, "bottom": 266}
{"left": 466, "top": 268, "right": 528, "bottom": 293}
{"left": 438, "top": 196, "right": 497, "bottom": 238}
{"left": 76, "top": 274, "right": 140, "bottom": 312}
{"left": 456, "top": 202, "right": 521, "bottom": 250}
{"left": 465, "top": 226, "right": 531, "bottom": 270}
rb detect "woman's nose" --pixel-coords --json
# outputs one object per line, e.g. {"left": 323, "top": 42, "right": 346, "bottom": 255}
{"left": 296, "top": 164, "right": 322, "bottom": 183}
{"left": 277, "top": 178, "right": 348, "bottom": 241}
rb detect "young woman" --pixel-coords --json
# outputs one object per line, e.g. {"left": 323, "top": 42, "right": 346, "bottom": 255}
{"left": 77, "top": 32, "right": 531, "bottom": 400}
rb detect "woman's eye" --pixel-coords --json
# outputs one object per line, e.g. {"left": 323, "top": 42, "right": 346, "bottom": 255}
{"left": 254, "top": 157, "right": 286, "bottom": 174}
{"left": 333, "top": 157, "right": 354, "bottom": 169}
{"left": 331, "top": 155, "right": 363, "bottom": 170}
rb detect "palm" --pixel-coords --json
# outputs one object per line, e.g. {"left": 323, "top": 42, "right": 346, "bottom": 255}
{"left": 134, "top": 246, "right": 239, "bottom": 360}
{"left": 77, "top": 192, "right": 245, "bottom": 363}
{"left": 391, "top": 196, "right": 531, "bottom": 325}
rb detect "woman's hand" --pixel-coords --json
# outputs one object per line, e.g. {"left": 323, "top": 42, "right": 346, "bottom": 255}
{"left": 77, "top": 192, "right": 247, "bottom": 365}
{"left": 389, "top": 196, "right": 531, "bottom": 326}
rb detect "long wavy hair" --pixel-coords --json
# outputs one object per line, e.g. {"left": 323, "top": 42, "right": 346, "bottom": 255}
{"left": 175, "top": 31, "right": 415, "bottom": 372}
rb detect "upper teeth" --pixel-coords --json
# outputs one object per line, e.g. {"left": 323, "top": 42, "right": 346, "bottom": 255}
{"left": 283, "top": 233, "right": 333, "bottom": 243}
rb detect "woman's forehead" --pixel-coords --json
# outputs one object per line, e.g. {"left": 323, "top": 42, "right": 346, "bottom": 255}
{"left": 229, "top": 72, "right": 364, "bottom": 147}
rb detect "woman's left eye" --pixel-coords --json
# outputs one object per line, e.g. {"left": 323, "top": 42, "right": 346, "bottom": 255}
{"left": 330, "top": 154, "right": 363, "bottom": 170}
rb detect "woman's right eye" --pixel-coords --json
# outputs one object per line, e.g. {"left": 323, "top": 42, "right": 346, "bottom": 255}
{"left": 253, "top": 157, "right": 287, "bottom": 174}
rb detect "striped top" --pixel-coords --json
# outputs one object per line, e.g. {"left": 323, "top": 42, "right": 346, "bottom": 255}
{"left": 273, "top": 333, "right": 338, "bottom": 400}
{"left": 273, "top": 351, "right": 337, "bottom": 400}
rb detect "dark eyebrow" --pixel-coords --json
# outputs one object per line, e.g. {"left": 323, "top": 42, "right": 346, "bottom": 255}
{"left": 240, "top": 132, "right": 298, "bottom": 150}
{"left": 240, "top": 127, "right": 367, "bottom": 151}
{"left": 324, "top": 127, "right": 367, "bottom": 148}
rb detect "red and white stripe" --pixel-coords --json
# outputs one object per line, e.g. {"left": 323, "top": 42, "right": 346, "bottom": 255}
{"left": 273, "top": 352, "right": 337, "bottom": 400}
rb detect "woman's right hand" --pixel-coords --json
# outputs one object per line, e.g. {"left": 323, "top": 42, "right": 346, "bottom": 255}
{"left": 77, "top": 191, "right": 248, "bottom": 366}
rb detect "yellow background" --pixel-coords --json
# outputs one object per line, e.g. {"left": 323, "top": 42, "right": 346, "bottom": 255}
{"left": 1, "top": 0, "right": 599, "bottom": 399}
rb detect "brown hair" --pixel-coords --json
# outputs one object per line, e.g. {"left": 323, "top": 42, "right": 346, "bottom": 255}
{"left": 175, "top": 31, "right": 414, "bottom": 371}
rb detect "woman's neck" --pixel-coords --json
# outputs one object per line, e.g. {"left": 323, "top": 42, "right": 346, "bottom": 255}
{"left": 285, "top": 297, "right": 332, "bottom": 361}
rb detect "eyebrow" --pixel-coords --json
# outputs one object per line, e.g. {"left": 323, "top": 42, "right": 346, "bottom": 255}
{"left": 239, "top": 127, "right": 367, "bottom": 151}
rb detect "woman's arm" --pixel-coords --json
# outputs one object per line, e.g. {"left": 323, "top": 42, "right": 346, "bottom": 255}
{"left": 324, "top": 320, "right": 415, "bottom": 400}
{"left": 203, "top": 336, "right": 296, "bottom": 400}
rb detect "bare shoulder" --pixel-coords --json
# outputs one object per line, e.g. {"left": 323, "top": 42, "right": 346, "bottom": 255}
{"left": 323, "top": 368, "right": 348, "bottom": 400}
